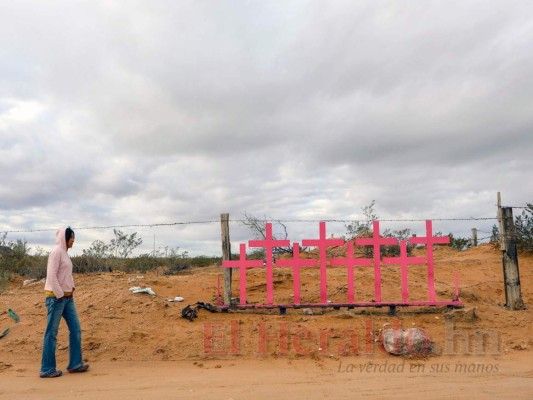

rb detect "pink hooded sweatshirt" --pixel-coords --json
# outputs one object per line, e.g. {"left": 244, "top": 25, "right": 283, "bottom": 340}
{"left": 44, "top": 228, "right": 75, "bottom": 298}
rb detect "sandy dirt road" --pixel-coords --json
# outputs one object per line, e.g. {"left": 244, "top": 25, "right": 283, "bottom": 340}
{"left": 0, "top": 353, "right": 532, "bottom": 400}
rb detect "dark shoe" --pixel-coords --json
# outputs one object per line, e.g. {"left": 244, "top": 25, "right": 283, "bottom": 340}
{"left": 40, "top": 370, "right": 63, "bottom": 378}
{"left": 68, "top": 364, "right": 89, "bottom": 373}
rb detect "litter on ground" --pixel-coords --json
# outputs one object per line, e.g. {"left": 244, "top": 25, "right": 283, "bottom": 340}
{"left": 181, "top": 302, "right": 218, "bottom": 321}
{"left": 381, "top": 327, "right": 433, "bottom": 356}
{"left": 8, "top": 309, "right": 19, "bottom": 323}
{"left": 165, "top": 297, "right": 184, "bottom": 302}
{"left": 129, "top": 287, "right": 156, "bottom": 296}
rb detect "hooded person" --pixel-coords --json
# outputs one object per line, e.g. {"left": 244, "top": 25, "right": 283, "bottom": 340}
{"left": 40, "top": 227, "right": 89, "bottom": 378}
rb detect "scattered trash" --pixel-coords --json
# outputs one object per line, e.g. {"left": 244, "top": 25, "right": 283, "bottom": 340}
{"left": 1, "top": 309, "right": 20, "bottom": 340}
{"left": 22, "top": 278, "right": 44, "bottom": 287}
{"left": 303, "top": 308, "right": 314, "bottom": 315}
{"left": 181, "top": 302, "right": 218, "bottom": 321}
{"left": 8, "top": 309, "right": 19, "bottom": 323}
{"left": 165, "top": 297, "right": 184, "bottom": 302}
{"left": 129, "top": 287, "right": 156, "bottom": 296}
{"left": 381, "top": 327, "right": 433, "bottom": 356}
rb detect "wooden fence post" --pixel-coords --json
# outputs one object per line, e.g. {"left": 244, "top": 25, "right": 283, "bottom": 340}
{"left": 500, "top": 206, "right": 525, "bottom": 310}
{"left": 471, "top": 228, "right": 478, "bottom": 247}
{"left": 221, "top": 213, "right": 232, "bottom": 306}
{"left": 497, "top": 192, "right": 505, "bottom": 250}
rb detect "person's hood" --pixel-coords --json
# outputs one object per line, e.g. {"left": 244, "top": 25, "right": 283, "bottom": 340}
{"left": 55, "top": 227, "right": 67, "bottom": 250}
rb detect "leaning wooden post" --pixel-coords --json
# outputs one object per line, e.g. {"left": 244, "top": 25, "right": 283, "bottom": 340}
{"left": 221, "top": 213, "right": 232, "bottom": 306}
{"left": 500, "top": 206, "right": 525, "bottom": 310}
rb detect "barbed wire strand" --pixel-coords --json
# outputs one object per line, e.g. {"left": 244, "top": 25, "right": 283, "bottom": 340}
{"left": 1, "top": 221, "right": 220, "bottom": 234}
{"left": 2, "top": 202, "right": 530, "bottom": 234}
{"left": 237, "top": 217, "right": 499, "bottom": 223}
{"left": 1, "top": 216, "right": 504, "bottom": 234}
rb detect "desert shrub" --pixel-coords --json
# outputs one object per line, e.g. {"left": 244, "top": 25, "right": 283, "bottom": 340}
{"left": 125, "top": 252, "right": 195, "bottom": 275}
{"left": 0, "top": 236, "right": 47, "bottom": 279}
{"left": 162, "top": 260, "right": 190, "bottom": 275}
{"left": 189, "top": 256, "right": 221, "bottom": 267}
{"left": 0, "top": 254, "right": 15, "bottom": 273}
{"left": 109, "top": 229, "right": 143, "bottom": 258}
{"left": 344, "top": 201, "right": 415, "bottom": 257}
{"left": 0, "top": 255, "right": 11, "bottom": 293}
{"left": 0, "top": 246, "right": 14, "bottom": 258}
{"left": 382, "top": 228, "right": 414, "bottom": 256}
{"left": 17, "top": 255, "right": 48, "bottom": 280}
{"left": 241, "top": 213, "right": 293, "bottom": 255}
{"left": 122, "top": 255, "right": 164, "bottom": 274}
{"left": 448, "top": 233, "right": 472, "bottom": 250}
{"left": 514, "top": 203, "right": 533, "bottom": 252}
{"left": 485, "top": 204, "right": 532, "bottom": 252}
{"left": 0, "top": 268, "right": 10, "bottom": 293}
{"left": 246, "top": 249, "right": 266, "bottom": 260}
{"left": 345, "top": 200, "right": 378, "bottom": 239}
{"left": 72, "top": 255, "right": 114, "bottom": 274}
{"left": 79, "top": 231, "right": 143, "bottom": 272}
{"left": 82, "top": 239, "right": 111, "bottom": 258}
{"left": 10, "top": 238, "right": 31, "bottom": 259}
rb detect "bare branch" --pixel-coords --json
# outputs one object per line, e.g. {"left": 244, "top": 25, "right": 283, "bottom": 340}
{"left": 241, "top": 213, "right": 293, "bottom": 255}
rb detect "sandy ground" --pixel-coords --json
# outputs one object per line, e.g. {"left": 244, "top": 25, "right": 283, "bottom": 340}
{"left": 1, "top": 243, "right": 532, "bottom": 399}
{"left": 0, "top": 354, "right": 532, "bottom": 400}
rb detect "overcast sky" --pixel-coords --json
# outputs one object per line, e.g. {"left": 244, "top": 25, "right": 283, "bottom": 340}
{"left": 1, "top": 0, "right": 532, "bottom": 256}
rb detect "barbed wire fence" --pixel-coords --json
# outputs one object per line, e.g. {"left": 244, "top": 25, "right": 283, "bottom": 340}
{"left": 1, "top": 204, "right": 530, "bottom": 253}
{"left": 1, "top": 206, "right": 531, "bottom": 298}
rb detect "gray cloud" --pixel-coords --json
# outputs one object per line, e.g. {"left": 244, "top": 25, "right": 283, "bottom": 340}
{"left": 0, "top": 1, "right": 532, "bottom": 255}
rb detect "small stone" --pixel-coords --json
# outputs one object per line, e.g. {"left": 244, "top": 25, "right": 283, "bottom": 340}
{"left": 334, "top": 312, "right": 354, "bottom": 319}
{"left": 444, "top": 307, "right": 478, "bottom": 322}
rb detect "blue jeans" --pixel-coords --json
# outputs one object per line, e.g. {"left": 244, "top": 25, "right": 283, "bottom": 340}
{"left": 40, "top": 297, "right": 83, "bottom": 374}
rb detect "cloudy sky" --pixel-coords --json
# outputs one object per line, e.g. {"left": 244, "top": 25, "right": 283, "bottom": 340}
{"left": 1, "top": 0, "right": 532, "bottom": 256}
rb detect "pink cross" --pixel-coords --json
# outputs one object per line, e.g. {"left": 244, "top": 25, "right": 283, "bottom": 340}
{"left": 276, "top": 243, "right": 317, "bottom": 305}
{"left": 302, "top": 222, "right": 344, "bottom": 304}
{"left": 382, "top": 241, "right": 426, "bottom": 302}
{"left": 355, "top": 221, "right": 398, "bottom": 302}
{"left": 330, "top": 241, "right": 372, "bottom": 303}
{"left": 409, "top": 220, "right": 450, "bottom": 302}
{"left": 222, "top": 243, "right": 263, "bottom": 305}
{"left": 249, "top": 223, "right": 291, "bottom": 305}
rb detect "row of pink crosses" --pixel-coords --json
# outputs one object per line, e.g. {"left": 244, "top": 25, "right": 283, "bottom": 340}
{"left": 223, "top": 220, "right": 460, "bottom": 307}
